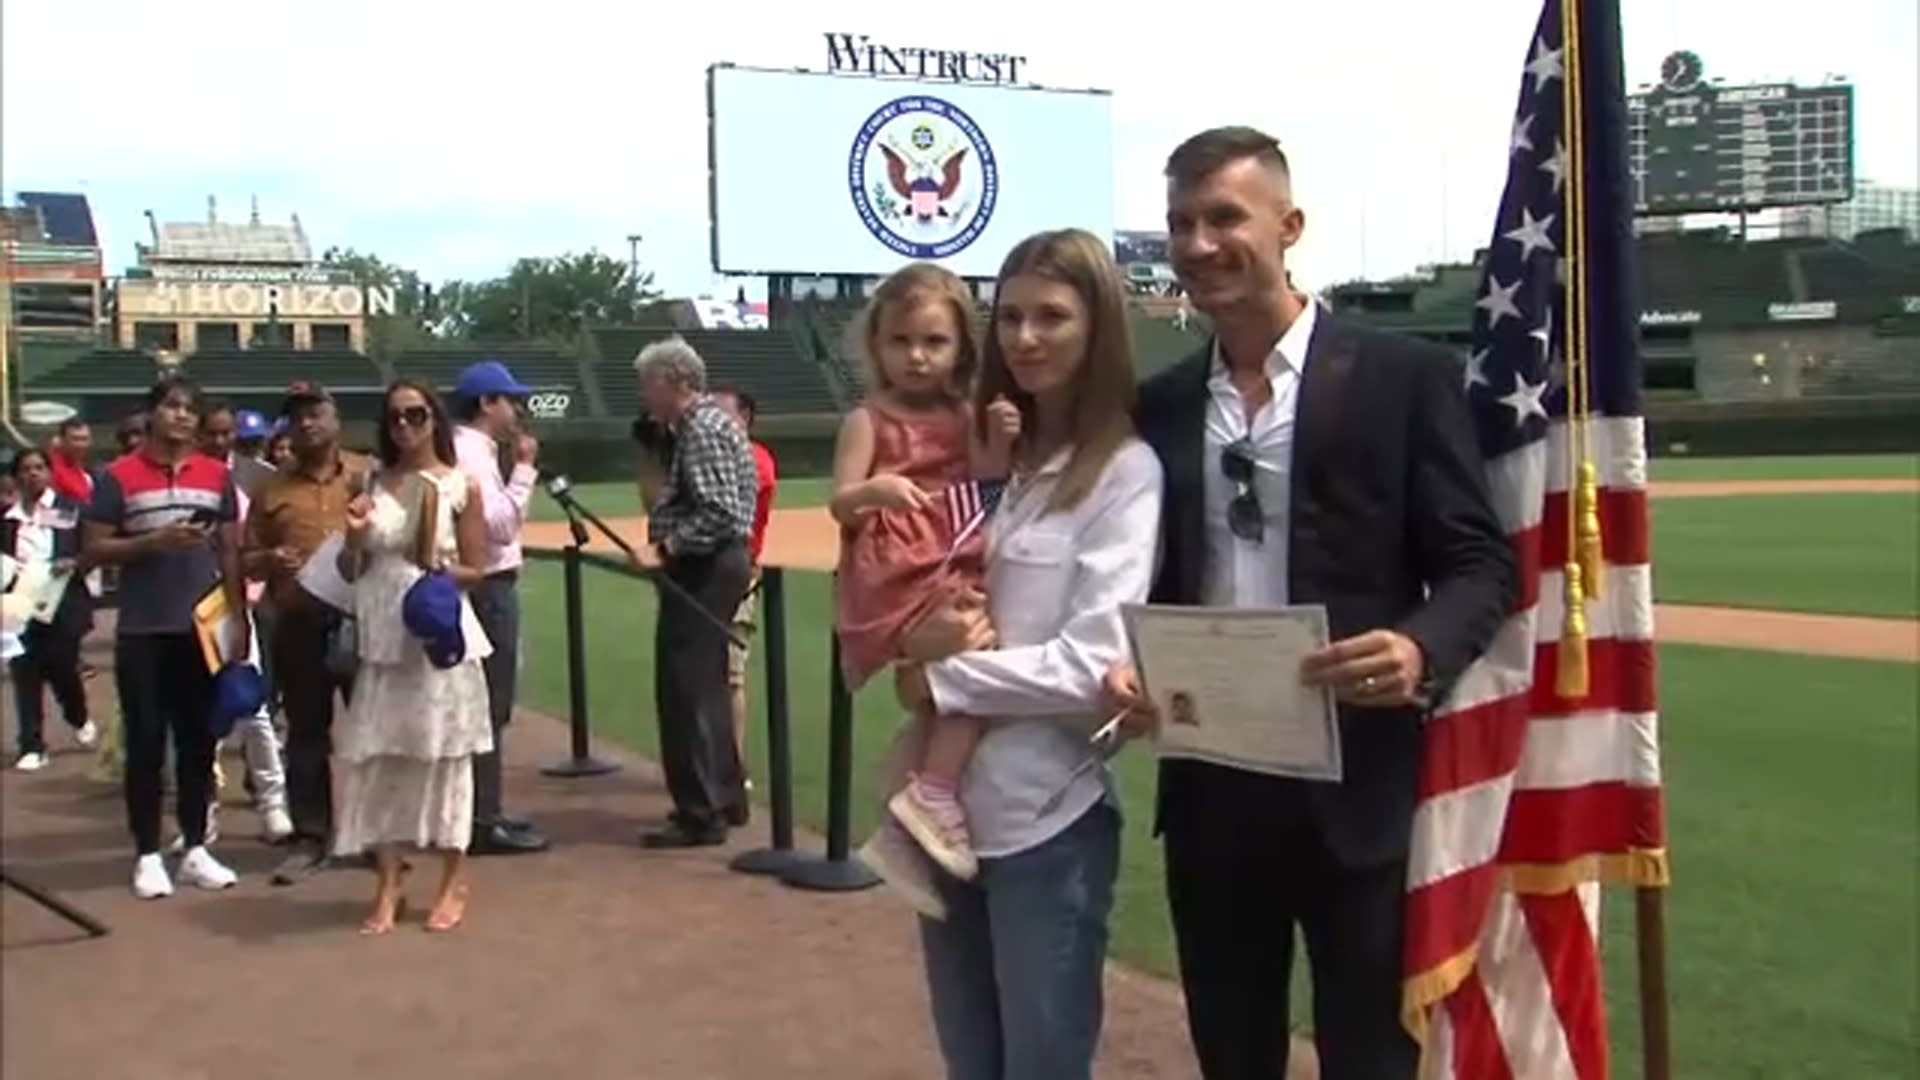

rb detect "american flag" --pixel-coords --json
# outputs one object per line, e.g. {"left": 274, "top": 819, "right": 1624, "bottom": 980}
{"left": 1402, "top": 1, "right": 1668, "bottom": 1076}
{"left": 941, "top": 477, "right": 1007, "bottom": 555}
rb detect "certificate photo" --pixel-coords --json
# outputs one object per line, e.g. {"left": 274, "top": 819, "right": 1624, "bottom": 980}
{"left": 1121, "top": 603, "right": 1343, "bottom": 782}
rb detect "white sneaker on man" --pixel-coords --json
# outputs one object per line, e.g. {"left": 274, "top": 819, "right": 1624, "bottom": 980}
{"left": 177, "top": 846, "right": 237, "bottom": 890}
{"left": 75, "top": 721, "right": 99, "bottom": 749}
{"left": 132, "top": 853, "right": 173, "bottom": 899}
{"left": 13, "top": 752, "right": 49, "bottom": 772}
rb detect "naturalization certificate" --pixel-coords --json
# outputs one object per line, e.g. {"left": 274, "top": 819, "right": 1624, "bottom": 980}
{"left": 1121, "top": 603, "right": 1343, "bottom": 782}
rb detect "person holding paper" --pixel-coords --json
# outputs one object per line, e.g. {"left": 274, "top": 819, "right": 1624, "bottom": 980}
{"left": 333, "top": 379, "right": 496, "bottom": 935}
{"left": 889, "top": 229, "right": 1163, "bottom": 1080}
{"left": 246, "top": 381, "right": 371, "bottom": 884}
{"left": 1107, "top": 128, "right": 1517, "bottom": 1079}
{"left": 82, "top": 375, "right": 251, "bottom": 900}
{"left": 3, "top": 447, "right": 96, "bottom": 771}
{"left": 191, "top": 398, "right": 291, "bottom": 844}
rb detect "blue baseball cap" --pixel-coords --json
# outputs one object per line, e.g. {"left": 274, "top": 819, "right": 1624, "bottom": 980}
{"left": 453, "top": 360, "right": 531, "bottom": 403}
{"left": 234, "top": 409, "right": 271, "bottom": 440}
{"left": 401, "top": 571, "right": 466, "bottom": 669}
{"left": 209, "top": 663, "right": 266, "bottom": 739}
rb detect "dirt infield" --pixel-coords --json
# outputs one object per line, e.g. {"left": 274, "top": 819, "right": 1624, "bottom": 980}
{"left": 525, "top": 473, "right": 1919, "bottom": 663}
{"left": 0, "top": 640, "right": 1224, "bottom": 1080}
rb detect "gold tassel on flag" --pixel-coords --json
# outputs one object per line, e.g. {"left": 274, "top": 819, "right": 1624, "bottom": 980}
{"left": 1557, "top": 561, "right": 1590, "bottom": 698}
{"left": 1576, "top": 460, "right": 1605, "bottom": 599}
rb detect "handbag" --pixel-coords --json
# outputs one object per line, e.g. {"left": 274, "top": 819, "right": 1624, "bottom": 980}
{"left": 323, "top": 612, "right": 359, "bottom": 679}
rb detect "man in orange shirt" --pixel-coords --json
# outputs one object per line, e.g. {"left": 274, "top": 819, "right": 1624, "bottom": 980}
{"left": 711, "top": 388, "right": 776, "bottom": 788}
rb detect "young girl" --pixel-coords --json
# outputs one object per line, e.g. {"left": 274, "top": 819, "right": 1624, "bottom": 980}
{"left": 832, "top": 262, "right": 1018, "bottom": 883}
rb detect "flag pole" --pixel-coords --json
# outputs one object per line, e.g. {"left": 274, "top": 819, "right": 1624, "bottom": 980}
{"left": 1635, "top": 886, "right": 1673, "bottom": 1080}
{"left": 1568, "top": 1, "right": 1675, "bottom": 1076}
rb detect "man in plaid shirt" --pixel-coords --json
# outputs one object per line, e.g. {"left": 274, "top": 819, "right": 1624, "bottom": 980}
{"left": 635, "top": 336, "right": 757, "bottom": 848}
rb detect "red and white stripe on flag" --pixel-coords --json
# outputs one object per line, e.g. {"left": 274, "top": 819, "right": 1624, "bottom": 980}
{"left": 1402, "top": 416, "right": 1668, "bottom": 1079}
{"left": 944, "top": 480, "right": 984, "bottom": 540}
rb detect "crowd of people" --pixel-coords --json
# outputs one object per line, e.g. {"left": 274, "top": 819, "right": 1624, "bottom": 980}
{"left": 4, "top": 124, "right": 1522, "bottom": 1079}
{"left": 1, "top": 356, "right": 782, "bottom": 933}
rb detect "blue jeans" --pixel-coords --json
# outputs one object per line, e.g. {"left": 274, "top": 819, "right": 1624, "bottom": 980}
{"left": 918, "top": 803, "right": 1120, "bottom": 1080}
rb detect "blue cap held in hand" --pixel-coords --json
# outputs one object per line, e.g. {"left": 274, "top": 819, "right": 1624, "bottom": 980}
{"left": 402, "top": 570, "right": 466, "bottom": 669}
{"left": 209, "top": 663, "right": 266, "bottom": 739}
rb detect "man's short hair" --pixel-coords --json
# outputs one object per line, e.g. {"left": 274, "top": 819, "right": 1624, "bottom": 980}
{"left": 633, "top": 335, "right": 707, "bottom": 393}
{"left": 57, "top": 418, "right": 87, "bottom": 438}
{"left": 1164, "top": 126, "right": 1291, "bottom": 188}
{"left": 142, "top": 373, "right": 202, "bottom": 415}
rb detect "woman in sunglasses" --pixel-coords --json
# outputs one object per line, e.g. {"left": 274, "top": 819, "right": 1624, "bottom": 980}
{"left": 333, "top": 379, "right": 495, "bottom": 935}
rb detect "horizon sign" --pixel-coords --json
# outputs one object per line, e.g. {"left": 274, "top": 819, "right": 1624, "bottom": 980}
{"left": 118, "top": 280, "right": 396, "bottom": 319}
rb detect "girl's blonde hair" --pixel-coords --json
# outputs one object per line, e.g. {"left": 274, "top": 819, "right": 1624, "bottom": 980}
{"left": 849, "top": 262, "right": 981, "bottom": 400}
{"left": 976, "top": 229, "right": 1138, "bottom": 513}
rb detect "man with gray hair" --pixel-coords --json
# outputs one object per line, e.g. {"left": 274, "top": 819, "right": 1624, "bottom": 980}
{"left": 633, "top": 335, "right": 757, "bottom": 848}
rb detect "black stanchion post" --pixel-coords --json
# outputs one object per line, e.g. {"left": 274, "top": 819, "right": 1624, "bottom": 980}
{"left": 781, "top": 630, "right": 880, "bottom": 892}
{"left": 541, "top": 526, "right": 620, "bottom": 778}
{"left": 730, "top": 568, "right": 802, "bottom": 876}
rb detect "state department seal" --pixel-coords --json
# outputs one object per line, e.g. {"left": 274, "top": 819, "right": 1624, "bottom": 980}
{"left": 848, "top": 95, "right": 999, "bottom": 260}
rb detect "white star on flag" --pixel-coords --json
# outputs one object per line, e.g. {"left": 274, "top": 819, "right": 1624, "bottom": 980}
{"left": 1510, "top": 113, "right": 1535, "bottom": 155}
{"left": 1539, "top": 137, "right": 1569, "bottom": 193}
{"left": 1476, "top": 276, "right": 1523, "bottom": 328}
{"left": 1465, "top": 348, "right": 1492, "bottom": 390}
{"left": 1526, "top": 36, "right": 1565, "bottom": 91}
{"left": 1498, "top": 371, "right": 1550, "bottom": 425}
{"left": 1504, "top": 207, "right": 1558, "bottom": 260}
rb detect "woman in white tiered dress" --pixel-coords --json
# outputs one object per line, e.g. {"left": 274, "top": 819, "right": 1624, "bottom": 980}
{"left": 336, "top": 380, "right": 495, "bottom": 935}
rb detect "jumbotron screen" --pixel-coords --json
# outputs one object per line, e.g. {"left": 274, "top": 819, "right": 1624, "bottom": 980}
{"left": 1630, "top": 50, "right": 1854, "bottom": 215}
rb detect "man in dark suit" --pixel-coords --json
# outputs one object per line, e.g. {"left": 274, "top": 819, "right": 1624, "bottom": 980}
{"left": 1106, "top": 127, "right": 1517, "bottom": 1079}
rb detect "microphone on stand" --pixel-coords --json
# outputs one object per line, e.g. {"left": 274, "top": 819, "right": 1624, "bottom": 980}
{"left": 537, "top": 472, "right": 743, "bottom": 648}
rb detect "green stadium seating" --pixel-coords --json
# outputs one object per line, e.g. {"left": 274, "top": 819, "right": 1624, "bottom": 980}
{"left": 589, "top": 327, "right": 838, "bottom": 419}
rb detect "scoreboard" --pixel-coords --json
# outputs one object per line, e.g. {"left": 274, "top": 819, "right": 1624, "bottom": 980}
{"left": 1629, "top": 50, "right": 1854, "bottom": 215}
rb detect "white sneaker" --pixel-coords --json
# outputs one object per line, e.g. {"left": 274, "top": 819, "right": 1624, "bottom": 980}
{"left": 177, "top": 846, "right": 237, "bottom": 890}
{"left": 13, "top": 752, "right": 49, "bottom": 772}
{"left": 260, "top": 805, "right": 294, "bottom": 843}
{"left": 75, "top": 721, "right": 99, "bottom": 748}
{"left": 132, "top": 853, "right": 173, "bottom": 899}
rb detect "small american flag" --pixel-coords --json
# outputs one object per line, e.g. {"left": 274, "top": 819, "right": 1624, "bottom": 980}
{"left": 941, "top": 478, "right": 1006, "bottom": 555}
{"left": 1402, "top": 0, "right": 1667, "bottom": 1076}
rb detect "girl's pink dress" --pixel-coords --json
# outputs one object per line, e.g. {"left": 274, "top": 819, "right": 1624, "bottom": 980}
{"left": 835, "top": 402, "right": 986, "bottom": 690}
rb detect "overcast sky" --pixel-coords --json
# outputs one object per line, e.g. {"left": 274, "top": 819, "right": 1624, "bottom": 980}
{"left": 4, "top": 0, "right": 1913, "bottom": 298}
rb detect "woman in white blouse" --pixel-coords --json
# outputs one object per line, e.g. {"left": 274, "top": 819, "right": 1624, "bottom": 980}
{"left": 892, "top": 228, "right": 1164, "bottom": 1079}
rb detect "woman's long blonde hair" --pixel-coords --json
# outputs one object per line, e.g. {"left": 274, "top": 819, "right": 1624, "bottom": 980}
{"left": 848, "top": 262, "right": 981, "bottom": 402}
{"left": 976, "top": 229, "right": 1137, "bottom": 512}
